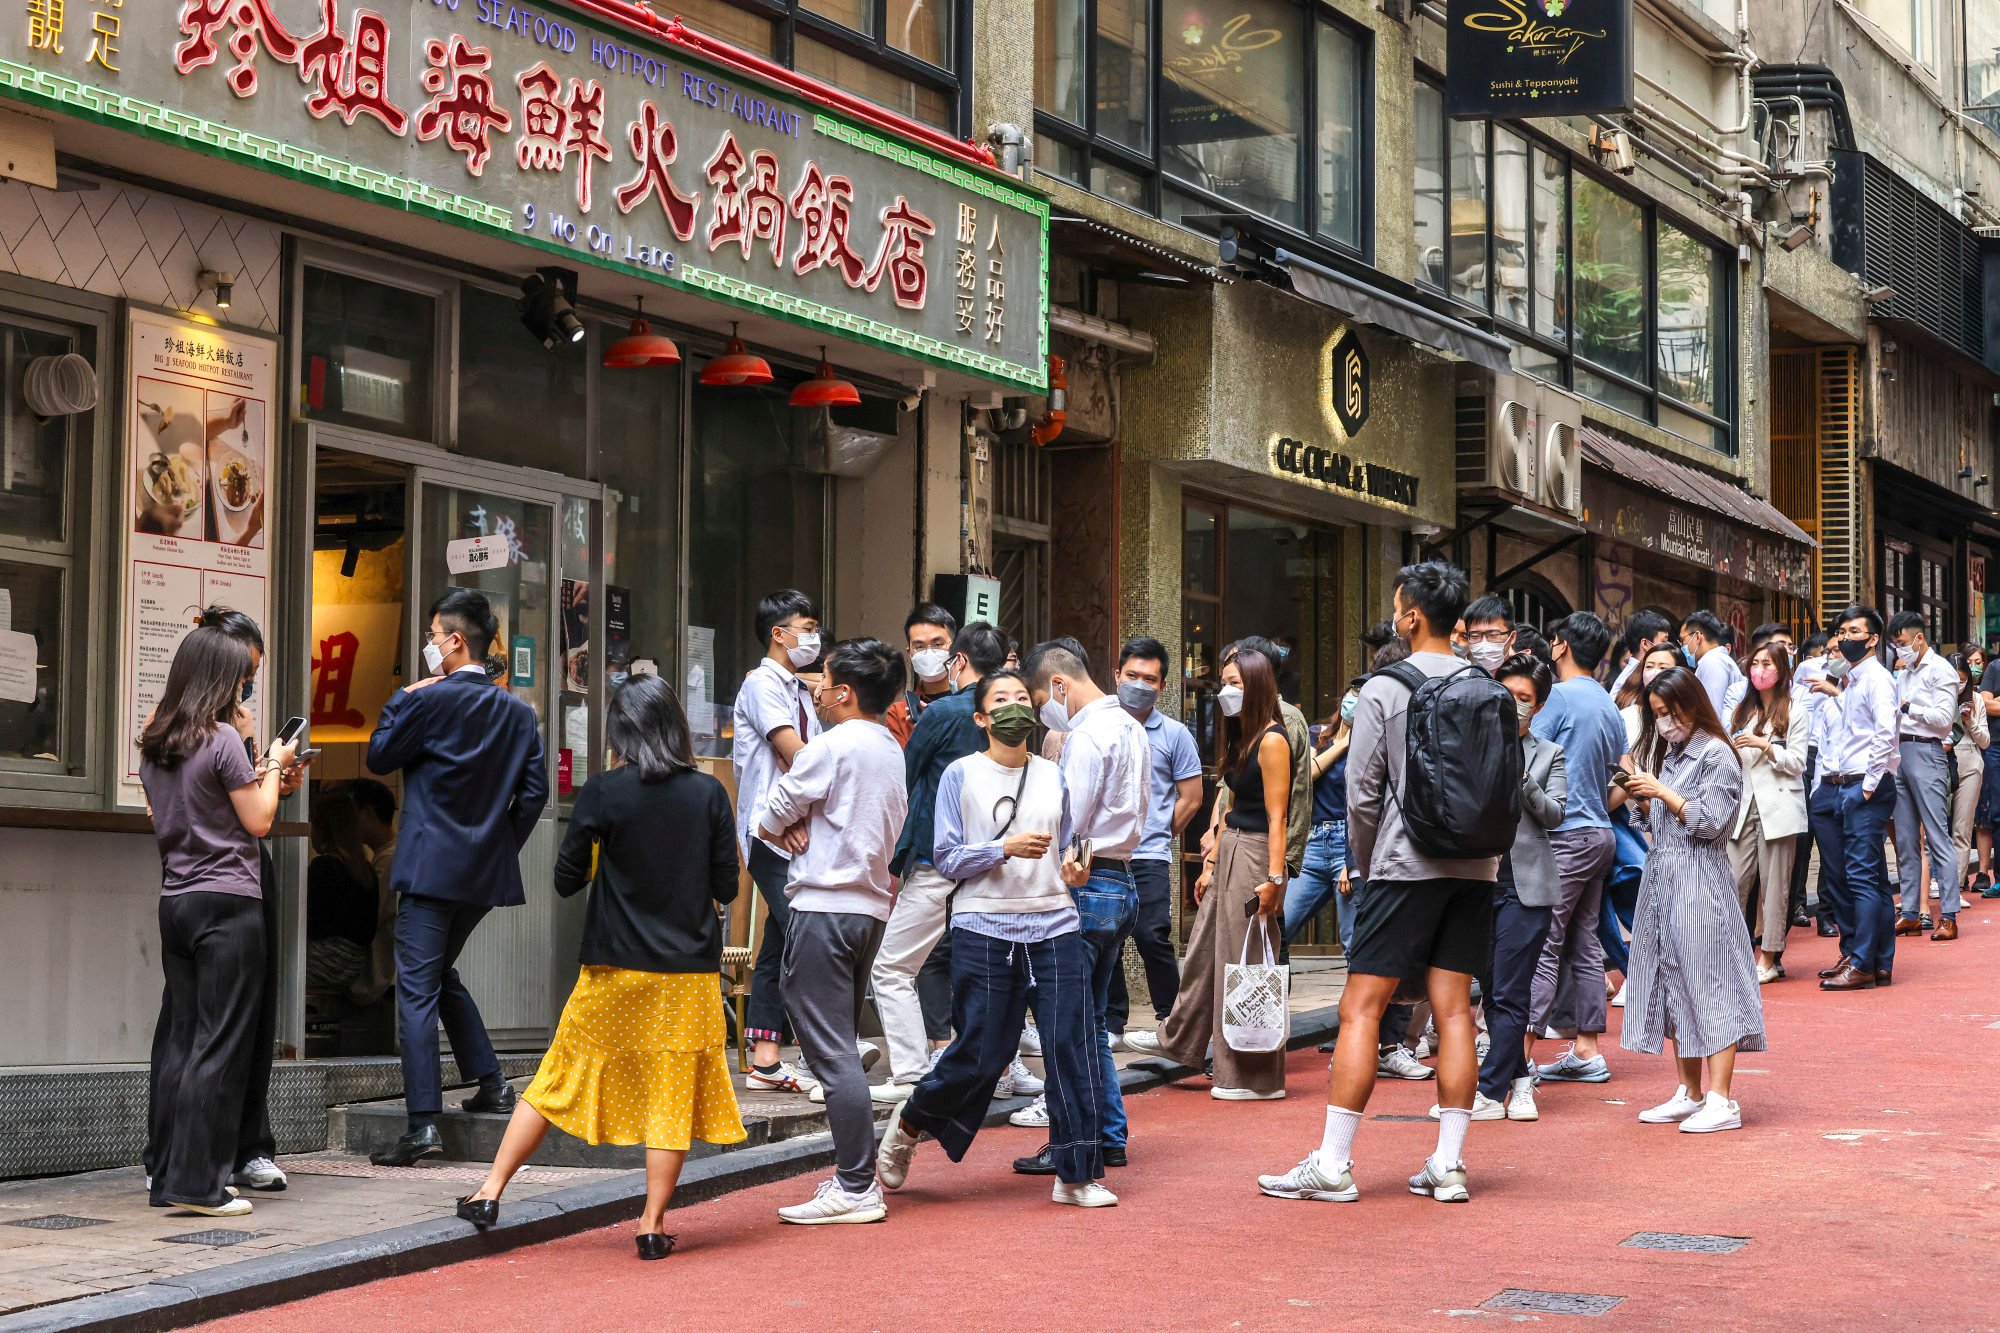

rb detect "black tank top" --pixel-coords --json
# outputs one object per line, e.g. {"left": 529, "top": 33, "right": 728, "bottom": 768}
{"left": 1224, "top": 723, "right": 1287, "bottom": 833}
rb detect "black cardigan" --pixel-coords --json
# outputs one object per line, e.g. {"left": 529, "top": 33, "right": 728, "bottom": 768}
{"left": 553, "top": 765, "right": 741, "bottom": 973}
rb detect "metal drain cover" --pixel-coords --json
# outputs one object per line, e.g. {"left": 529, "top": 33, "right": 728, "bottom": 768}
{"left": 1623, "top": 1231, "right": 1749, "bottom": 1254}
{"left": 1482, "top": 1289, "right": 1625, "bottom": 1317}
{"left": 7, "top": 1214, "right": 111, "bottom": 1230}
{"left": 162, "top": 1229, "right": 268, "bottom": 1247}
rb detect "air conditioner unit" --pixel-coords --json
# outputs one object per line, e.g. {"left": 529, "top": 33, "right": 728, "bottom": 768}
{"left": 1536, "top": 383, "right": 1585, "bottom": 515}
{"left": 1454, "top": 372, "right": 1539, "bottom": 502}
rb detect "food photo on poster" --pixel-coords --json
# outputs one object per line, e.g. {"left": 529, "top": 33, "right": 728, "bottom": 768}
{"left": 204, "top": 391, "right": 267, "bottom": 548}
{"left": 133, "top": 379, "right": 206, "bottom": 539}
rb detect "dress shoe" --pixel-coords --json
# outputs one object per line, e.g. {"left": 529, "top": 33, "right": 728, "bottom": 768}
{"left": 1790, "top": 904, "right": 1813, "bottom": 929}
{"left": 1818, "top": 956, "right": 1851, "bottom": 979}
{"left": 1819, "top": 963, "right": 1876, "bottom": 991}
{"left": 1816, "top": 917, "right": 1839, "bottom": 937}
{"left": 370, "top": 1123, "right": 444, "bottom": 1167}
{"left": 1933, "top": 918, "right": 1959, "bottom": 942}
{"left": 1012, "top": 1144, "right": 1058, "bottom": 1175}
{"left": 1875, "top": 969, "right": 1892, "bottom": 987}
{"left": 455, "top": 1195, "right": 498, "bottom": 1228}
{"left": 1102, "top": 1145, "right": 1128, "bottom": 1168}
{"left": 634, "top": 1232, "right": 676, "bottom": 1261}
{"left": 462, "top": 1082, "right": 517, "bottom": 1114}
{"left": 1894, "top": 916, "right": 1924, "bottom": 937}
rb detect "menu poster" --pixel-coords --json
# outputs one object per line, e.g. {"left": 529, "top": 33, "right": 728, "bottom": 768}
{"left": 560, "top": 578, "right": 590, "bottom": 693}
{"left": 605, "top": 586, "right": 631, "bottom": 678}
{"left": 117, "top": 309, "right": 277, "bottom": 806}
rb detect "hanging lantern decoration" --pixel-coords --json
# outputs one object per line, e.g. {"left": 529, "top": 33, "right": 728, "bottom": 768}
{"left": 698, "top": 321, "right": 774, "bottom": 386}
{"left": 788, "top": 346, "right": 861, "bottom": 408}
{"left": 602, "top": 298, "right": 680, "bottom": 369}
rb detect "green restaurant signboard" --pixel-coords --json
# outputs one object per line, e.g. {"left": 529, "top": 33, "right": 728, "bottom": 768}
{"left": 0, "top": 0, "right": 1050, "bottom": 389}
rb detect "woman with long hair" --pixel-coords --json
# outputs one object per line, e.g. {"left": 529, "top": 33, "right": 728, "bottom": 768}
{"left": 1727, "top": 644, "right": 1808, "bottom": 982}
{"left": 1133, "top": 646, "right": 1291, "bottom": 1100}
{"left": 139, "top": 625, "right": 296, "bottom": 1217}
{"left": 304, "top": 785, "right": 380, "bottom": 991}
{"left": 1620, "top": 643, "right": 1684, "bottom": 773}
{"left": 1619, "top": 667, "right": 1763, "bottom": 1135}
{"left": 455, "top": 675, "right": 744, "bottom": 1259}
{"left": 1280, "top": 679, "right": 1361, "bottom": 948}
{"left": 1947, "top": 652, "right": 1991, "bottom": 900}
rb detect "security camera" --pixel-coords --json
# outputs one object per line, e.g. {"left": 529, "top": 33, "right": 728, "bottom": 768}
{"left": 898, "top": 389, "right": 925, "bottom": 413}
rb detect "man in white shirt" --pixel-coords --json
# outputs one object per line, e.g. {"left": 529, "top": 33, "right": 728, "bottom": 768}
{"left": 1608, "top": 609, "right": 1675, "bottom": 697}
{"left": 1789, "top": 632, "right": 1838, "bottom": 935}
{"left": 1680, "top": 609, "right": 1743, "bottom": 721}
{"left": 1015, "top": 640, "right": 1149, "bottom": 1174}
{"left": 1809, "top": 607, "right": 1901, "bottom": 991}
{"left": 1888, "top": 611, "right": 1961, "bottom": 940}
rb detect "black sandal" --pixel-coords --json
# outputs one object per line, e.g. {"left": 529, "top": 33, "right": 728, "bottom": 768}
{"left": 455, "top": 1196, "right": 499, "bottom": 1228}
{"left": 635, "top": 1232, "right": 676, "bottom": 1261}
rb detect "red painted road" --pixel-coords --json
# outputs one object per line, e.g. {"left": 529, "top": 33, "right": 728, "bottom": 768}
{"left": 221, "top": 918, "right": 2000, "bottom": 1332}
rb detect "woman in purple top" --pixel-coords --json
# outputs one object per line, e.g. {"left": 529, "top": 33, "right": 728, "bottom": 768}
{"left": 138, "top": 626, "right": 296, "bottom": 1217}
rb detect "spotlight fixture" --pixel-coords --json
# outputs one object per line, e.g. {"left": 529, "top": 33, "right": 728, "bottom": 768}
{"left": 602, "top": 297, "right": 680, "bottom": 369}
{"left": 698, "top": 322, "right": 773, "bottom": 386}
{"left": 1862, "top": 282, "right": 1898, "bottom": 304}
{"left": 789, "top": 346, "right": 861, "bottom": 408}
{"left": 1777, "top": 222, "right": 1814, "bottom": 252}
{"left": 198, "top": 268, "right": 235, "bottom": 310}
{"left": 518, "top": 267, "right": 585, "bottom": 348}
{"left": 1961, "top": 465, "right": 1977, "bottom": 480}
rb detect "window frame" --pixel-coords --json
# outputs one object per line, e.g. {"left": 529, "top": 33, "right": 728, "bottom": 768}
{"left": 755, "top": 0, "right": 971, "bottom": 133}
{"left": 1413, "top": 74, "right": 1735, "bottom": 456}
{"left": 1034, "top": 0, "right": 1375, "bottom": 263}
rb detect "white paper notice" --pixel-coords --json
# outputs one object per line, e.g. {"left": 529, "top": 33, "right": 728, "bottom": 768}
{"left": 564, "top": 706, "right": 591, "bottom": 786}
{"left": 686, "top": 625, "right": 716, "bottom": 736}
{"left": 0, "top": 585, "right": 11, "bottom": 633}
{"left": 0, "top": 629, "right": 35, "bottom": 703}
{"left": 446, "top": 534, "right": 504, "bottom": 576}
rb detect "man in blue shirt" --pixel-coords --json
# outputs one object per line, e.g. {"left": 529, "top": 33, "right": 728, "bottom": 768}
{"left": 1105, "top": 637, "right": 1203, "bottom": 1044}
{"left": 1527, "top": 612, "right": 1627, "bottom": 1087}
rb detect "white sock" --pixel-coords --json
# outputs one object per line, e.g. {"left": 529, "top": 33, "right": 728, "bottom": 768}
{"left": 1433, "top": 1107, "right": 1471, "bottom": 1170}
{"left": 1318, "top": 1105, "right": 1363, "bottom": 1169}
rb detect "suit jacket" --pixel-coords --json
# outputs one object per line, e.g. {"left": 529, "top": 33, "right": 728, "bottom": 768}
{"left": 1511, "top": 732, "right": 1567, "bottom": 909}
{"left": 1729, "top": 709, "right": 1808, "bottom": 841}
{"left": 366, "top": 670, "right": 549, "bottom": 908}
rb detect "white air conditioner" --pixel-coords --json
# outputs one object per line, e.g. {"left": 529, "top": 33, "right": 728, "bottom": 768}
{"left": 1454, "top": 372, "right": 1539, "bottom": 502}
{"left": 1535, "top": 384, "right": 1584, "bottom": 516}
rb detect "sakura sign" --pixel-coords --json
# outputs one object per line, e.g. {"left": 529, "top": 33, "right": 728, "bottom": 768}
{"left": 0, "top": 0, "right": 1049, "bottom": 389}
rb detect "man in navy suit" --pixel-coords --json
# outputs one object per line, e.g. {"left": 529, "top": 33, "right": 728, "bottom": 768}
{"left": 366, "top": 588, "right": 548, "bottom": 1166}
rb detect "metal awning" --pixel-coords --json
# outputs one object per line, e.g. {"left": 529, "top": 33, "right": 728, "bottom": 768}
{"left": 1276, "top": 250, "right": 1513, "bottom": 374}
{"left": 1050, "top": 216, "right": 1226, "bottom": 284}
{"left": 1582, "top": 428, "right": 1817, "bottom": 548}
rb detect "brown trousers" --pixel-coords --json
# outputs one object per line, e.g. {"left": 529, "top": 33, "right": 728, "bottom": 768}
{"left": 1158, "top": 827, "right": 1288, "bottom": 1095}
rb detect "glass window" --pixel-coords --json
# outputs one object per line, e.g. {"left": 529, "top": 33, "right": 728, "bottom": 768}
{"left": 1414, "top": 82, "right": 1446, "bottom": 290}
{"left": 1448, "top": 120, "right": 1488, "bottom": 306}
{"left": 301, "top": 267, "right": 437, "bottom": 442}
{"left": 1161, "top": 0, "right": 1306, "bottom": 228}
{"left": 676, "top": 0, "right": 778, "bottom": 54}
{"left": 1530, "top": 145, "right": 1568, "bottom": 340}
{"left": 0, "top": 559, "right": 64, "bottom": 768}
{"left": 1039, "top": 133, "right": 1084, "bottom": 182}
{"left": 1855, "top": 0, "right": 1933, "bottom": 63}
{"left": 1090, "top": 160, "right": 1149, "bottom": 210}
{"left": 1314, "top": 19, "right": 1363, "bottom": 248}
{"left": 596, "top": 320, "right": 683, "bottom": 690}
{"left": 1096, "top": 0, "right": 1150, "bottom": 151}
{"left": 797, "top": 36, "right": 954, "bottom": 127}
{"left": 888, "top": 0, "right": 954, "bottom": 67}
{"left": 1036, "top": 0, "right": 1087, "bottom": 123}
{"left": 1656, "top": 220, "right": 1724, "bottom": 417}
{"left": 455, "top": 284, "right": 587, "bottom": 474}
{"left": 1492, "top": 128, "right": 1530, "bottom": 326}
{"left": 1969, "top": 0, "right": 2000, "bottom": 132}
{"left": 0, "top": 323, "right": 75, "bottom": 544}
{"left": 804, "top": 0, "right": 874, "bottom": 35}
{"left": 1571, "top": 174, "right": 1648, "bottom": 385}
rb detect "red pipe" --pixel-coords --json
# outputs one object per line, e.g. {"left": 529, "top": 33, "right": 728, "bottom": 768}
{"left": 554, "top": 0, "right": 998, "bottom": 170}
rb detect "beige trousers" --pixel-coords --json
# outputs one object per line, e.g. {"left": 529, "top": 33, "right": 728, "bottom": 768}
{"left": 1158, "top": 827, "right": 1288, "bottom": 1096}
{"left": 1729, "top": 800, "right": 1796, "bottom": 954}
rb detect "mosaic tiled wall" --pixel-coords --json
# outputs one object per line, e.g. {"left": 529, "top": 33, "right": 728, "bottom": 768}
{"left": 0, "top": 176, "right": 282, "bottom": 330}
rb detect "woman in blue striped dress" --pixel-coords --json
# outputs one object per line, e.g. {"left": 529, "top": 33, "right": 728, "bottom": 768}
{"left": 1617, "top": 666, "right": 1765, "bottom": 1136}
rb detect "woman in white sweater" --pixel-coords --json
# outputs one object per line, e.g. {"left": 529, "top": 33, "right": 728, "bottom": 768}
{"left": 1726, "top": 643, "right": 1808, "bottom": 982}
{"left": 876, "top": 671, "right": 1114, "bottom": 1209}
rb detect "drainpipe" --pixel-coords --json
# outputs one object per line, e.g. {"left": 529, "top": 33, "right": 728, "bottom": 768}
{"left": 987, "top": 124, "right": 1029, "bottom": 181}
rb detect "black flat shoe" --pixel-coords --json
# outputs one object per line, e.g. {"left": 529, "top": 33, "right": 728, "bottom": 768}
{"left": 1012, "top": 1144, "right": 1057, "bottom": 1175}
{"left": 462, "top": 1082, "right": 517, "bottom": 1115}
{"left": 370, "top": 1123, "right": 444, "bottom": 1167}
{"left": 1101, "top": 1146, "right": 1127, "bottom": 1168}
{"left": 635, "top": 1232, "right": 676, "bottom": 1261}
{"left": 455, "top": 1196, "right": 498, "bottom": 1228}
{"left": 1815, "top": 918, "right": 1839, "bottom": 937}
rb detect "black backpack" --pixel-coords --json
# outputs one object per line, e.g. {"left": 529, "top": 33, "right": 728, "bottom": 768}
{"left": 1373, "top": 660, "right": 1522, "bottom": 859}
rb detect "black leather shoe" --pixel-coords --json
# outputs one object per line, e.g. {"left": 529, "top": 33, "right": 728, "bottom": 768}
{"left": 1816, "top": 918, "right": 1839, "bottom": 937}
{"left": 1101, "top": 1146, "right": 1127, "bottom": 1168}
{"left": 635, "top": 1232, "right": 676, "bottom": 1261}
{"left": 1790, "top": 905, "right": 1812, "bottom": 929}
{"left": 462, "top": 1082, "right": 517, "bottom": 1115}
{"left": 455, "top": 1195, "right": 498, "bottom": 1228}
{"left": 370, "top": 1124, "right": 444, "bottom": 1167}
{"left": 1012, "top": 1144, "right": 1057, "bottom": 1175}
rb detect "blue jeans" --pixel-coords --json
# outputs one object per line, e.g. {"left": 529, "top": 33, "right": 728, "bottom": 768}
{"left": 1073, "top": 868, "right": 1136, "bottom": 1149}
{"left": 1282, "top": 821, "right": 1348, "bottom": 944}
{"left": 1809, "top": 775, "right": 1899, "bottom": 973}
{"left": 1599, "top": 811, "right": 1647, "bottom": 975}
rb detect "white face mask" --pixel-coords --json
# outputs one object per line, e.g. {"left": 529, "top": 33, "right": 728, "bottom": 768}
{"left": 1641, "top": 666, "right": 1667, "bottom": 687}
{"left": 1216, "top": 684, "right": 1246, "bottom": 717}
{"left": 911, "top": 647, "right": 952, "bottom": 682}
{"left": 1657, "top": 715, "right": 1690, "bottom": 744}
{"left": 1468, "top": 641, "right": 1507, "bottom": 673}
{"left": 784, "top": 629, "right": 821, "bottom": 669}
{"left": 1894, "top": 644, "right": 1917, "bottom": 669}
{"left": 1515, "top": 697, "right": 1536, "bottom": 727}
{"left": 422, "top": 641, "right": 446, "bottom": 677}
{"left": 1039, "top": 680, "right": 1071, "bottom": 733}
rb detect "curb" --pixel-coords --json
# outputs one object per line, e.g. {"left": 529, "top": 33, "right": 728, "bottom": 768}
{"left": 2, "top": 1005, "right": 1338, "bottom": 1332}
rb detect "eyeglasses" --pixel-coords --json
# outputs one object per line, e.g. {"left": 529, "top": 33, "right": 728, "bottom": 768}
{"left": 1464, "top": 629, "right": 1511, "bottom": 644}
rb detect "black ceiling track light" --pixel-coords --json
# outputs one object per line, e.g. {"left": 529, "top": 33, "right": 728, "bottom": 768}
{"left": 517, "top": 267, "right": 585, "bottom": 349}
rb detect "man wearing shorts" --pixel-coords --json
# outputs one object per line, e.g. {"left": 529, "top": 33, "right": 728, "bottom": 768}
{"left": 1257, "top": 560, "right": 1499, "bottom": 1206}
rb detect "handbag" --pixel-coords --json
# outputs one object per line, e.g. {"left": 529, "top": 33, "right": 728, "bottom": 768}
{"left": 1222, "top": 913, "right": 1289, "bottom": 1053}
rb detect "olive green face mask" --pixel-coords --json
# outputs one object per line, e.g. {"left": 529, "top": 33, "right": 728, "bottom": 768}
{"left": 985, "top": 702, "right": 1037, "bottom": 746}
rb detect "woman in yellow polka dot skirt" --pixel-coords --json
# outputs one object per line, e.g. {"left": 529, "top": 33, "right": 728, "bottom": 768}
{"left": 454, "top": 676, "right": 745, "bottom": 1260}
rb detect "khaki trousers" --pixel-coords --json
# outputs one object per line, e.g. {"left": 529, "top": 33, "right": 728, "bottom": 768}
{"left": 1729, "top": 800, "right": 1796, "bottom": 953}
{"left": 1158, "top": 828, "right": 1287, "bottom": 1096}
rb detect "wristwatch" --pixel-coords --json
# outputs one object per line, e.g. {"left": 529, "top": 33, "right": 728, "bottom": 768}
{"left": 1265, "top": 874, "right": 1286, "bottom": 887}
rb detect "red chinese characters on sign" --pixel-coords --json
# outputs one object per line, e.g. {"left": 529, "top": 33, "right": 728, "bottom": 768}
{"left": 703, "top": 131, "right": 785, "bottom": 264}
{"left": 297, "top": 0, "right": 407, "bottom": 134}
{"left": 516, "top": 63, "right": 612, "bottom": 212}
{"left": 175, "top": 0, "right": 302, "bottom": 98}
{"left": 310, "top": 630, "right": 367, "bottom": 731}
{"left": 863, "top": 196, "right": 935, "bottom": 310}
{"left": 789, "top": 162, "right": 868, "bottom": 287}
{"left": 415, "top": 36, "right": 511, "bottom": 175}
{"left": 614, "top": 100, "right": 701, "bottom": 242}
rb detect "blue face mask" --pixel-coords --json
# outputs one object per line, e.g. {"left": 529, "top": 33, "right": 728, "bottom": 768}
{"left": 1681, "top": 643, "right": 1697, "bottom": 667}
{"left": 241, "top": 679, "right": 254, "bottom": 703}
{"left": 1339, "top": 694, "right": 1357, "bottom": 724}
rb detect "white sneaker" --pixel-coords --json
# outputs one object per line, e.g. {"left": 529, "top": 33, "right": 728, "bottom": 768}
{"left": 1408, "top": 1156, "right": 1470, "bottom": 1202}
{"left": 230, "top": 1156, "right": 286, "bottom": 1191}
{"left": 1637, "top": 1085, "right": 1703, "bottom": 1125}
{"left": 1426, "top": 1093, "right": 1504, "bottom": 1121}
{"left": 746, "top": 1061, "right": 818, "bottom": 1094}
{"left": 1256, "top": 1151, "right": 1358, "bottom": 1202}
{"left": 1506, "top": 1078, "right": 1539, "bottom": 1122}
{"left": 1415, "top": 1020, "right": 1439, "bottom": 1060}
{"left": 869, "top": 1081, "right": 917, "bottom": 1105}
{"left": 1009, "top": 1094, "right": 1049, "bottom": 1127}
{"left": 1610, "top": 983, "right": 1628, "bottom": 1008}
{"left": 1105, "top": 1031, "right": 1129, "bottom": 1052}
{"left": 1678, "top": 1091, "right": 1742, "bottom": 1134}
{"left": 1122, "top": 1030, "right": 1165, "bottom": 1056}
{"left": 1377, "top": 1047, "right": 1435, "bottom": 1080}
{"left": 170, "top": 1196, "right": 253, "bottom": 1217}
{"left": 876, "top": 1121, "right": 918, "bottom": 1190}
{"left": 1052, "top": 1180, "right": 1118, "bottom": 1207}
{"left": 1005, "top": 1057, "right": 1043, "bottom": 1096}
{"left": 856, "top": 1040, "right": 881, "bottom": 1073}
{"left": 1211, "top": 1086, "right": 1287, "bottom": 1101}
{"left": 142, "top": 1174, "right": 152, "bottom": 1192}
{"left": 1534, "top": 1047, "right": 1610, "bottom": 1083}
{"left": 777, "top": 1177, "right": 887, "bottom": 1225}
{"left": 1018, "top": 1024, "right": 1043, "bottom": 1057}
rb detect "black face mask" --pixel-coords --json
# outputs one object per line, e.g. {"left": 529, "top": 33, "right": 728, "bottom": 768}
{"left": 1838, "top": 637, "right": 1873, "bottom": 664}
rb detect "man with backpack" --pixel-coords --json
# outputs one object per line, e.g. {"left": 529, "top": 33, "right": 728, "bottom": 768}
{"left": 1258, "top": 561, "right": 1517, "bottom": 1206}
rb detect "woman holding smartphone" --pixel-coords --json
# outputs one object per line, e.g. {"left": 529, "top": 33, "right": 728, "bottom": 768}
{"left": 139, "top": 625, "right": 296, "bottom": 1216}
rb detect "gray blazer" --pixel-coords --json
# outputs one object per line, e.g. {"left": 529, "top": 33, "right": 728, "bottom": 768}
{"left": 1510, "top": 732, "right": 1567, "bottom": 909}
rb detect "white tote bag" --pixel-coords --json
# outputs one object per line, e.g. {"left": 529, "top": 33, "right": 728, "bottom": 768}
{"left": 1222, "top": 913, "right": 1289, "bottom": 1054}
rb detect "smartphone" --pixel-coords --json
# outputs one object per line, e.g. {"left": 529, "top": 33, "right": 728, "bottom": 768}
{"left": 1243, "top": 895, "right": 1261, "bottom": 919}
{"left": 1610, "top": 768, "right": 1633, "bottom": 789}
{"left": 287, "top": 748, "right": 321, "bottom": 770}
{"left": 274, "top": 715, "right": 307, "bottom": 746}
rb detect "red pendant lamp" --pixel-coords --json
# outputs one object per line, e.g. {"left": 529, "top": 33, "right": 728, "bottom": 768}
{"left": 602, "top": 298, "right": 680, "bottom": 369}
{"left": 698, "top": 321, "right": 773, "bottom": 386}
{"left": 789, "top": 345, "right": 861, "bottom": 408}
